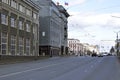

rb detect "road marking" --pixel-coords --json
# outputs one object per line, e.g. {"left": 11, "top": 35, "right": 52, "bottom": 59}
{"left": 0, "top": 62, "right": 66, "bottom": 78}
{"left": 0, "top": 58, "right": 99, "bottom": 78}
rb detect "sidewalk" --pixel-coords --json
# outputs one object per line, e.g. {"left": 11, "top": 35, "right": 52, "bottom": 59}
{"left": 0, "top": 55, "right": 71, "bottom": 65}
{"left": 0, "top": 55, "right": 50, "bottom": 65}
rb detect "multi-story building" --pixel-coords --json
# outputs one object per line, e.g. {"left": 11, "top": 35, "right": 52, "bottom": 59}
{"left": 68, "top": 38, "right": 81, "bottom": 55}
{"left": 0, "top": 0, "right": 40, "bottom": 56}
{"left": 33, "top": 0, "right": 69, "bottom": 56}
{"left": 57, "top": 5, "right": 69, "bottom": 55}
{"left": 77, "top": 43, "right": 84, "bottom": 55}
{"left": 68, "top": 38, "right": 99, "bottom": 56}
{"left": 82, "top": 43, "right": 99, "bottom": 55}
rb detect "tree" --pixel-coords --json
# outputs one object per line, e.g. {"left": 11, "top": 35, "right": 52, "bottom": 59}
{"left": 110, "top": 46, "right": 115, "bottom": 53}
{"left": 87, "top": 50, "right": 92, "bottom": 55}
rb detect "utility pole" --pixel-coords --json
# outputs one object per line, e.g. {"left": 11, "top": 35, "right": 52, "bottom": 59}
{"left": 116, "top": 32, "right": 120, "bottom": 56}
{"left": 112, "top": 15, "right": 120, "bottom": 56}
{"left": 114, "top": 31, "right": 120, "bottom": 56}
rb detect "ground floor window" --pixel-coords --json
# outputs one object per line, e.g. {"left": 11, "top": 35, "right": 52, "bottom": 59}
{"left": 10, "top": 35, "right": 16, "bottom": 55}
{"left": 1, "top": 13, "right": 8, "bottom": 25}
{"left": 26, "top": 39, "right": 30, "bottom": 55}
{"left": 1, "top": 32, "right": 7, "bottom": 55}
{"left": 19, "top": 37, "right": 24, "bottom": 55}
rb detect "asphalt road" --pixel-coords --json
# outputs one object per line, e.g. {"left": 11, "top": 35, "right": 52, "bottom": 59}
{"left": 0, "top": 56, "right": 120, "bottom": 80}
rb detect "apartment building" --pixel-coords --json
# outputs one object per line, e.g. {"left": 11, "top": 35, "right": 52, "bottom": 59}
{"left": 0, "top": 0, "right": 40, "bottom": 56}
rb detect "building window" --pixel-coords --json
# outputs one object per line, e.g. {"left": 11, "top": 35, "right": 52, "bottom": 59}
{"left": 33, "top": 24, "right": 38, "bottom": 41}
{"left": 26, "top": 39, "right": 30, "bottom": 55}
{"left": 2, "top": 0, "right": 9, "bottom": 4}
{"left": 11, "top": 0, "right": 17, "bottom": 9}
{"left": 26, "top": 9, "right": 31, "bottom": 16}
{"left": 10, "top": 35, "right": 16, "bottom": 55}
{"left": 10, "top": 17, "right": 16, "bottom": 27}
{"left": 42, "top": 32, "right": 45, "bottom": 37}
{"left": 33, "top": 26, "right": 36, "bottom": 34}
{"left": 1, "top": 32, "right": 7, "bottom": 55}
{"left": 18, "top": 21, "right": 23, "bottom": 30}
{"left": 33, "top": 25, "right": 37, "bottom": 34}
{"left": 33, "top": 12, "right": 37, "bottom": 19}
{"left": 1, "top": 14, "right": 8, "bottom": 25}
{"left": 19, "top": 4, "right": 25, "bottom": 13}
{"left": 19, "top": 37, "right": 24, "bottom": 55}
{"left": 26, "top": 23, "right": 30, "bottom": 32}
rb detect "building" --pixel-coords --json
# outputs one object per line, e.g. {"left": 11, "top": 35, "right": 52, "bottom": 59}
{"left": 83, "top": 43, "right": 99, "bottom": 55}
{"left": 57, "top": 5, "right": 70, "bottom": 55}
{"left": 68, "top": 38, "right": 99, "bottom": 56}
{"left": 0, "top": 0, "right": 40, "bottom": 56}
{"left": 33, "top": 0, "right": 69, "bottom": 56}
{"left": 68, "top": 39, "right": 82, "bottom": 55}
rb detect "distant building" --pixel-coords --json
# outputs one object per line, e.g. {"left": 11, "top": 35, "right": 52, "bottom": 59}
{"left": 0, "top": 0, "right": 40, "bottom": 56}
{"left": 33, "top": 0, "right": 69, "bottom": 56}
{"left": 68, "top": 39, "right": 82, "bottom": 55}
{"left": 68, "top": 38, "right": 99, "bottom": 56}
{"left": 82, "top": 43, "right": 99, "bottom": 55}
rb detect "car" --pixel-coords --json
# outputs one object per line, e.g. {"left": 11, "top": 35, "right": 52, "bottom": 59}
{"left": 91, "top": 53, "right": 97, "bottom": 57}
{"left": 107, "top": 53, "right": 112, "bottom": 56}
{"left": 102, "top": 53, "right": 108, "bottom": 56}
{"left": 98, "top": 54, "right": 103, "bottom": 57}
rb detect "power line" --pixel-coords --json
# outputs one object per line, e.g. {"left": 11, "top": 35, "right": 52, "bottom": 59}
{"left": 92, "top": 5, "right": 120, "bottom": 12}
{"left": 101, "top": 40, "right": 115, "bottom": 41}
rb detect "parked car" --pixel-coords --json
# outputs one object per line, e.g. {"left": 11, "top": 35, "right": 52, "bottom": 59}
{"left": 98, "top": 54, "right": 103, "bottom": 57}
{"left": 102, "top": 53, "right": 108, "bottom": 56}
{"left": 91, "top": 53, "right": 97, "bottom": 57}
{"left": 107, "top": 53, "right": 112, "bottom": 56}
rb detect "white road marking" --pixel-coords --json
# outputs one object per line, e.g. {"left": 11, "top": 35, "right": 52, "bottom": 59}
{"left": 0, "top": 62, "right": 66, "bottom": 78}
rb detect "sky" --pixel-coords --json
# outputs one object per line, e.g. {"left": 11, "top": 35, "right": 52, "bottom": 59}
{"left": 53, "top": 0, "right": 120, "bottom": 47}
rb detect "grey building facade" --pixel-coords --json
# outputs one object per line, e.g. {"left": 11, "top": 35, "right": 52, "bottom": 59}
{"left": 0, "top": 0, "right": 40, "bottom": 56}
{"left": 33, "top": 0, "right": 69, "bottom": 56}
{"left": 58, "top": 5, "right": 69, "bottom": 55}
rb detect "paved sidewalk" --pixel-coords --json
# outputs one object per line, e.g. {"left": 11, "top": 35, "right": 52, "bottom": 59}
{"left": 0, "top": 56, "right": 50, "bottom": 65}
{"left": 0, "top": 55, "right": 71, "bottom": 65}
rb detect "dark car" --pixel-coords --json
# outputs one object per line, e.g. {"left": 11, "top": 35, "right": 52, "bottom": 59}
{"left": 91, "top": 53, "right": 97, "bottom": 57}
{"left": 98, "top": 54, "right": 103, "bottom": 57}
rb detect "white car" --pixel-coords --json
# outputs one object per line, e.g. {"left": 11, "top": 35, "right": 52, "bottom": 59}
{"left": 102, "top": 53, "right": 108, "bottom": 56}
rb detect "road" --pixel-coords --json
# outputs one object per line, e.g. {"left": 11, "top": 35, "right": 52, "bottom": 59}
{"left": 0, "top": 56, "right": 120, "bottom": 80}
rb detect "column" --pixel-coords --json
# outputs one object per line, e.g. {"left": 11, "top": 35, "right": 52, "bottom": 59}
{"left": 7, "top": 12, "right": 10, "bottom": 55}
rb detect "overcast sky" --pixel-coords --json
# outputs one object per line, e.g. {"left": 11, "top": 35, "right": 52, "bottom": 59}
{"left": 53, "top": 0, "right": 120, "bottom": 46}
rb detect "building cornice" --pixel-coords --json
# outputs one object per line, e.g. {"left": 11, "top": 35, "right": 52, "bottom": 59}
{"left": 23, "top": 0, "right": 41, "bottom": 11}
{"left": 57, "top": 5, "right": 70, "bottom": 18}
